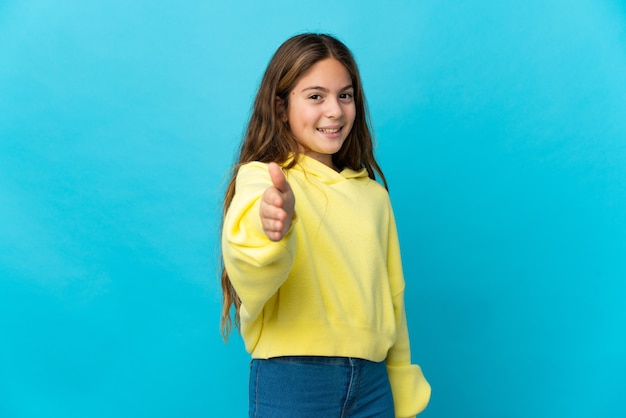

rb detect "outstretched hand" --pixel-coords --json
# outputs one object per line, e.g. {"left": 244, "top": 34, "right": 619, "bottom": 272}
{"left": 260, "top": 162, "right": 295, "bottom": 241}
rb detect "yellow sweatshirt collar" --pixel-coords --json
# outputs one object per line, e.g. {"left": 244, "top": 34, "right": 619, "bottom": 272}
{"left": 288, "top": 154, "right": 369, "bottom": 184}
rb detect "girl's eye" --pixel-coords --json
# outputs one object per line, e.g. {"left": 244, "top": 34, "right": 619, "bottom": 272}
{"left": 308, "top": 94, "right": 322, "bottom": 100}
{"left": 339, "top": 93, "right": 354, "bottom": 100}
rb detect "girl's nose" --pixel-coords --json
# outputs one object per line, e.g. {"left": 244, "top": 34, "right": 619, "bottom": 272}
{"left": 324, "top": 97, "right": 343, "bottom": 118}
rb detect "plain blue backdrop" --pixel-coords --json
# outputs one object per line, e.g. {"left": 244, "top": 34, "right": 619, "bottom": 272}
{"left": 1, "top": 1, "right": 625, "bottom": 417}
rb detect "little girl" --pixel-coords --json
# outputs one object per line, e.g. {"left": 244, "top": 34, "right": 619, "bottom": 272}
{"left": 220, "top": 33, "right": 430, "bottom": 418}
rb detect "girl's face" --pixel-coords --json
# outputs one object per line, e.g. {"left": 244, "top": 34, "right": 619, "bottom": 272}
{"left": 285, "top": 58, "right": 356, "bottom": 170}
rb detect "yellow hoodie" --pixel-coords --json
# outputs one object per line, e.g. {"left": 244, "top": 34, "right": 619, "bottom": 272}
{"left": 222, "top": 155, "right": 430, "bottom": 417}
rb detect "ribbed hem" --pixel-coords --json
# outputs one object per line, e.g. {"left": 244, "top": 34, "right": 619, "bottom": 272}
{"left": 249, "top": 321, "right": 395, "bottom": 363}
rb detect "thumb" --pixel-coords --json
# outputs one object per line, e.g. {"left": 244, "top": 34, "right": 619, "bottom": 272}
{"left": 268, "top": 162, "right": 290, "bottom": 193}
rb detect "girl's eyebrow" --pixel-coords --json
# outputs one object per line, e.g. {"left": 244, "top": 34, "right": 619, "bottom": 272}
{"left": 300, "top": 84, "right": 354, "bottom": 93}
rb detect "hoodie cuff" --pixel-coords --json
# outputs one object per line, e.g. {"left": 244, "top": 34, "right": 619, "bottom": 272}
{"left": 387, "top": 363, "right": 431, "bottom": 417}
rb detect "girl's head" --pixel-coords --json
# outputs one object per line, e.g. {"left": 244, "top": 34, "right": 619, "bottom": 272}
{"left": 237, "top": 33, "right": 384, "bottom": 177}
{"left": 220, "top": 33, "right": 386, "bottom": 338}
{"left": 281, "top": 56, "right": 356, "bottom": 170}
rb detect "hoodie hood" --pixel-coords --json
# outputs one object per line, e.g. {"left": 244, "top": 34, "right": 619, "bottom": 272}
{"left": 288, "top": 154, "right": 370, "bottom": 185}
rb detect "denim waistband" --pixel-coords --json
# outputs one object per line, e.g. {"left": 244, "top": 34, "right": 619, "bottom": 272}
{"left": 263, "top": 355, "right": 377, "bottom": 366}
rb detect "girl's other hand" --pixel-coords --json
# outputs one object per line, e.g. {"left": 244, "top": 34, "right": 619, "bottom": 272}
{"left": 260, "top": 162, "right": 295, "bottom": 241}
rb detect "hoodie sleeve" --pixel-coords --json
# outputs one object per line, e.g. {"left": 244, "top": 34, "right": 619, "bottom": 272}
{"left": 221, "top": 162, "right": 297, "bottom": 322}
{"left": 385, "top": 207, "right": 431, "bottom": 418}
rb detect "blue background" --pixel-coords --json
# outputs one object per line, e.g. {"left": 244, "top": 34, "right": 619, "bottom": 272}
{"left": 1, "top": 1, "right": 625, "bottom": 417}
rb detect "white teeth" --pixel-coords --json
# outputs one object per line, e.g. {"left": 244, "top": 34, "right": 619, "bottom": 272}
{"left": 318, "top": 128, "right": 340, "bottom": 133}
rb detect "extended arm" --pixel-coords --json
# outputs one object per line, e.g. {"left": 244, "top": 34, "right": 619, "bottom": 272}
{"left": 222, "top": 162, "right": 297, "bottom": 322}
{"left": 385, "top": 208, "right": 431, "bottom": 418}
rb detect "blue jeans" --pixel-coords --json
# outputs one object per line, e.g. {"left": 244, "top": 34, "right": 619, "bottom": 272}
{"left": 249, "top": 356, "right": 395, "bottom": 418}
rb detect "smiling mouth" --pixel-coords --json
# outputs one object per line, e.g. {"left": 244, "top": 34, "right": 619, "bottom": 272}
{"left": 317, "top": 127, "right": 341, "bottom": 133}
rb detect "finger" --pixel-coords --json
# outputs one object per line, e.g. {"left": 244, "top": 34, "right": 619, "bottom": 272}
{"left": 260, "top": 201, "right": 286, "bottom": 222}
{"left": 261, "top": 216, "right": 286, "bottom": 242}
{"left": 262, "top": 217, "right": 285, "bottom": 234}
{"left": 266, "top": 230, "right": 283, "bottom": 242}
{"left": 268, "top": 162, "right": 290, "bottom": 194}
{"left": 262, "top": 187, "right": 284, "bottom": 209}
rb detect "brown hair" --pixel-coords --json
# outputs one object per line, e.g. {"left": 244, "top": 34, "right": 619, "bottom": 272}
{"left": 220, "top": 33, "right": 387, "bottom": 339}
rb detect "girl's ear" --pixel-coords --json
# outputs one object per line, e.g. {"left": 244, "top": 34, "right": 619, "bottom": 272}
{"left": 275, "top": 96, "right": 288, "bottom": 122}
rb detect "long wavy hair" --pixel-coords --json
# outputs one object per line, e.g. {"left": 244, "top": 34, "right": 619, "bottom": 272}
{"left": 220, "top": 33, "right": 387, "bottom": 339}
